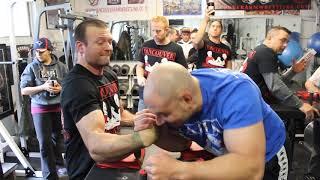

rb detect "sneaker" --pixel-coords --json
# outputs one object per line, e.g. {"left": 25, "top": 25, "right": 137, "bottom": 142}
{"left": 57, "top": 167, "right": 68, "bottom": 176}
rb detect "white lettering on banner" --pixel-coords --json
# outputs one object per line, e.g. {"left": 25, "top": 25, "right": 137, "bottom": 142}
{"left": 74, "top": 0, "right": 158, "bottom": 21}
{"left": 85, "top": 5, "right": 145, "bottom": 13}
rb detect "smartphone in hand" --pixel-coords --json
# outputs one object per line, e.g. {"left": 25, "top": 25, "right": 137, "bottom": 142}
{"left": 207, "top": 1, "right": 215, "bottom": 16}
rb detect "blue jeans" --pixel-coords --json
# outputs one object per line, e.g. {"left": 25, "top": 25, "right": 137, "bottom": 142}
{"left": 32, "top": 112, "right": 64, "bottom": 179}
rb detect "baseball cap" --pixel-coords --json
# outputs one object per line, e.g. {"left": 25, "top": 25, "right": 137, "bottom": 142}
{"left": 33, "top": 38, "right": 53, "bottom": 52}
{"left": 181, "top": 27, "right": 191, "bottom": 33}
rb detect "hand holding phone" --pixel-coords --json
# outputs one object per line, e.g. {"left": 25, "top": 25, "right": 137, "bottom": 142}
{"left": 207, "top": 1, "right": 215, "bottom": 16}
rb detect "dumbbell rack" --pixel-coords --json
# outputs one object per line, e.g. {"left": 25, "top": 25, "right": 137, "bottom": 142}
{"left": 110, "top": 61, "right": 139, "bottom": 113}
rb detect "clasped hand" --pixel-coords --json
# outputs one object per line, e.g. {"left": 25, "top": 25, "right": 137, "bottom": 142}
{"left": 42, "top": 80, "right": 61, "bottom": 94}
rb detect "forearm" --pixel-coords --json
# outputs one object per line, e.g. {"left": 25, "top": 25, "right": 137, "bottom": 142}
{"left": 194, "top": 19, "right": 208, "bottom": 49}
{"left": 21, "top": 86, "right": 44, "bottom": 96}
{"left": 88, "top": 132, "right": 143, "bottom": 163}
{"left": 226, "top": 60, "right": 232, "bottom": 69}
{"left": 263, "top": 72, "right": 302, "bottom": 108}
{"left": 120, "top": 109, "right": 134, "bottom": 127}
{"left": 174, "top": 153, "right": 264, "bottom": 180}
{"left": 155, "top": 125, "right": 191, "bottom": 152}
{"left": 305, "top": 80, "right": 320, "bottom": 93}
{"left": 136, "top": 64, "right": 145, "bottom": 78}
{"left": 281, "top": 67, "right": 296, "bottom": 82}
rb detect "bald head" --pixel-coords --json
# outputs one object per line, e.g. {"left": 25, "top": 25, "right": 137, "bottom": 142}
{"left": 144, "top": 62, "right": 194, "bottom": 102}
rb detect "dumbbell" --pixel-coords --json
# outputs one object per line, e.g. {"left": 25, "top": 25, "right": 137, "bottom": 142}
{"left": 131, "top": 83, "right": 139, "bottom": 96}
{"left": 112, "top": 64, "right": 121, "bottom": 75}
{"left": 120, "top": 64, "right": 130, "bottom": 76}
{"left": 119, "top": 83, "right": 129, "bottom": 96}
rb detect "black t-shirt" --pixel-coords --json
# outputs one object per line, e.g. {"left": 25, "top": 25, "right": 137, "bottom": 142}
{"left": 61, "top": 64, "right": 121, "bottom": 179}
{"left": 242, "top": 44, "right": 279, "bottom": 103}
{"left": 137, "top": 40, "right": 188, "bottom": 98}
{"left": 187, "top": 49, "right": 198, "bottom": 64}
{"left": 188, "top": 47, "right": 197, "bottom": 58}
{"left": 196, "top": 39, "right": 232, "bottom": 69}
{"left": 138, "top": 39, "right": 187, "bottom": 77}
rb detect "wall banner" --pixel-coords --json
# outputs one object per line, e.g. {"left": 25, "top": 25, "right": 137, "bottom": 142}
{"left": 74, "top": 0, "right": 157, "bottom": 21}
{"left": 214, "top": 0, "right": 311, "bottom": 10}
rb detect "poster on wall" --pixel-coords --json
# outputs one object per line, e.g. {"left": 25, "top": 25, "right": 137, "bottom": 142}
{"left": 214, "top": 0, "right": 311, "bottom": 10}
{"left": 75, "top": 0, "right": 157, "bottom": 21}
{"left": 162, "top": 0, "right": 202, "bottom": 16}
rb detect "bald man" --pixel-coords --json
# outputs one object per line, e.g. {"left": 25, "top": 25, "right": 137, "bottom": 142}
{"left": 242, "top": 26, "right": 318, "bottom": 121}
{"left": 135, "top": 62, "right": 289, "bottom": 180}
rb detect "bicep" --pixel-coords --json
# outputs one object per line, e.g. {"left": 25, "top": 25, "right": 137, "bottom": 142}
{"left": 224, "top": 121, "right": 265, "bottom": 158}
{"left": 76, "top": 110, "right": 105, "bottom": 149}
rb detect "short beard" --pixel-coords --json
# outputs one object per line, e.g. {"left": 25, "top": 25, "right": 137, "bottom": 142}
{"left": 90, "top": 58, "right": 110, "bottom": 68}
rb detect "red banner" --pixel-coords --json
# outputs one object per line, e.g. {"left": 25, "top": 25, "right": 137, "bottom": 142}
{"left": 214, "top": 0, "right": 311, "bottom": 10}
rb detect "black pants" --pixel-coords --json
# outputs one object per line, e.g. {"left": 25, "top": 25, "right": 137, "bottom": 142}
{"left": 307, "top": 119, "right": 320, "bottom": 177}
{"left": 264, "top": 136, "right": 291, "bottom": 180}
{"left": 32, "top": 112, "right": 64, "bottom": 179}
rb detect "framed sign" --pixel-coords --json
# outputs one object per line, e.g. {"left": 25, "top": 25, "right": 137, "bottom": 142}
{"left": 0, "top": 44, "right": 14, "bottom": 119}
{"left": 163, "top": 0, "right": 202, "bottom": 17}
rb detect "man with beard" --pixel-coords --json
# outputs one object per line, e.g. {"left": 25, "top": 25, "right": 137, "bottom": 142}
{"left": 136, "top": 16, "right": 187, "bottom": 111}
{"left": 61, "top": 19, "right": 158, "bottom": 179}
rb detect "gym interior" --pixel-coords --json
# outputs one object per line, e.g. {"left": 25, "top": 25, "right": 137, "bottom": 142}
{"left": 1, "top": 0, "right": 320, "bottom": 179}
